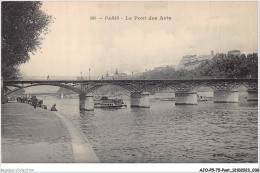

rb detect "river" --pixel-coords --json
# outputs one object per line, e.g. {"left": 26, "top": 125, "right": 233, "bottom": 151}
{"left": 39, "top": 93, "right": 258, "bottom": 163}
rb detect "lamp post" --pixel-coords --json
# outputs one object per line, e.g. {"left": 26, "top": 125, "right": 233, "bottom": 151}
{"left": 89, "top": 68, "right": 91, "bottom": 80}
{"left": 80, "top": 71, "right": 82, "bottom": 90}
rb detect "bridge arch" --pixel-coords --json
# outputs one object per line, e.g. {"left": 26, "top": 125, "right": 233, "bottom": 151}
{"left": 81, "top": 82, "right": 160, "bottom": 94}
{"left": 81, "top": 83, "right": 136, "bottom": 95}
{"left": 4, "top": 83, "right": 84, "bottom": 96}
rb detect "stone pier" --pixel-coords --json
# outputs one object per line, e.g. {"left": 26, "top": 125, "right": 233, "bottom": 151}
{"left": 130, "top": 92, "right": 150, "bottom": 108}
{"left": 79, "top": 94, "right": 94, "bottom": 111}
{"left": 247, "top": 89, "right": 258, "bottom": 101}
{"left": 175, "top": 91, "right": 197, "bottom": 105}
{"left": 214, "top": 90, "right": 239, "bottom": 103}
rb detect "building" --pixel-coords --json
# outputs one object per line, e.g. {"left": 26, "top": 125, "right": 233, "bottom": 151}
{"left": 113, "top": 69, "right": 128, "bottom": 80}
{"left": 228, "top": 50, "right": 241, "bottom": 56}
{"left": 178, "top": 51, "right": 214, "bottom": 70}
{"left": 153, "top": 65, "right": 174, "bottom": 71}
{"left": 102, "top": 69, "right": 128, "bottom": 80}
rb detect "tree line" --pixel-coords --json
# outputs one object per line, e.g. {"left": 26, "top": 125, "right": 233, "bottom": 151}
{"left": 139, "top": 53, "right": 258, "bottom": 80}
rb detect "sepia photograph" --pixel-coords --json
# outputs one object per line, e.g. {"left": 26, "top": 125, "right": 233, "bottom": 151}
{"left": 1, "top": 0, "right": 259, "bottom": 172}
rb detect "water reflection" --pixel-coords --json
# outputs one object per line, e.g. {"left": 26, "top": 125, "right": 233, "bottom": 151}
{"left": 80, "top": 110, "right": 94, "bottom": 117}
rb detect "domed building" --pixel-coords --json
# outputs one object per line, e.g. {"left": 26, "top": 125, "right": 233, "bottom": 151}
{"left": 102, "top": 69, "right": 128, "bottom": 80}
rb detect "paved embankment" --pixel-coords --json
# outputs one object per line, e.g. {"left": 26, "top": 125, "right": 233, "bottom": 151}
{"left": 53, "top": 111, "right": 99, "bottom": 163}
{"left": 1, "top": 102, "right": 99, "bottom": 163}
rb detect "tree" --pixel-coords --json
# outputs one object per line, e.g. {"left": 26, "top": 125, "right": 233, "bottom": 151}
{"left": 246, "top": 53, "right": 258, "bottom": 78}
{"left": 134, "top": 52, "right": 258, "bottom": 80}
{"left": 2, "top": 2, "right": 52, "bottom": 80}
{"left": 197, "top": 53, "right": 257, "bottom": 78}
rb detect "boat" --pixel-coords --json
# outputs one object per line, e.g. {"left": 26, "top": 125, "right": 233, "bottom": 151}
{"left": 94, "top": 96, "right": 127, "bottom": 108}
{"left": 197, "top": 95, "right": 209, "bottom": 101}
{"left": 160, "top": 97, "right": 175, "bottom": 101}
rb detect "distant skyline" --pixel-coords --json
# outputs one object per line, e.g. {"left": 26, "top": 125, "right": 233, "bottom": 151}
{"left": 19, "top": 1, "right": 258, "bottom": 78}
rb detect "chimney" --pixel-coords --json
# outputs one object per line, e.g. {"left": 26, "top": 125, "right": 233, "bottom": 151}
{"left": 211, "top": 51, "right": 214, "bottom": 56}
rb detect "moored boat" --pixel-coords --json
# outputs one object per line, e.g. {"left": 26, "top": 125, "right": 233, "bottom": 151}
{"left": 197, "top": 95, "right": 209, "bottom": 101}
{"left": 160, "top": 97, "right": 175, "bottom": 101}
{"left": 94, "top": 96, "right": 127, "bottom": 108}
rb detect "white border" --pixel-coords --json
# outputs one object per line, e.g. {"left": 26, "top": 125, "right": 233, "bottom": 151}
{"left": 1, "top": 0, "right": 259, "bottom": 172}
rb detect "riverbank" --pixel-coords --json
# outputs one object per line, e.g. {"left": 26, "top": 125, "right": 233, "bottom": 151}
{"left": 1, "top": 102, "right": 99, "bottom": 163}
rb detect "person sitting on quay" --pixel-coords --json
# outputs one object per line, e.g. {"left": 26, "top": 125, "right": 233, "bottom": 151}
{"left": 51, "top": 104, "right": 58, "bottom": 111}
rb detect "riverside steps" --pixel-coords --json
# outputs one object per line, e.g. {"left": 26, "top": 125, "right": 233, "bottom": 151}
{"left": 1, "top": 102, "right": 99, "bottom": 163}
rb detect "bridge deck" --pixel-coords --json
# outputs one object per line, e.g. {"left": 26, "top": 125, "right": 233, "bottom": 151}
{"left": 4, "top": 78, "right": 258, "bottom": 84}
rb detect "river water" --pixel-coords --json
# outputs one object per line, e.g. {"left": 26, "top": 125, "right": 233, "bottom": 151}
{"left": 40, "top": 93, "right": 258, "bottom": 163}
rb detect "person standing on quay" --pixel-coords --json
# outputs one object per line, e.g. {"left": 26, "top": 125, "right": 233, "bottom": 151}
{"left": 32, "top": 96, "right": 38, "bottom": 109}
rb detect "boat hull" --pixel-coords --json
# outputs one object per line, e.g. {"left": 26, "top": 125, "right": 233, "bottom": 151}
{"left": 94, "top": 104, "right": 127, "bottom": 109}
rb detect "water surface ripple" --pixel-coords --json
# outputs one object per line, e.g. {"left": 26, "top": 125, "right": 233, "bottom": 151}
{"left": 43, "top": 97, "right": 258, "bottom": 163}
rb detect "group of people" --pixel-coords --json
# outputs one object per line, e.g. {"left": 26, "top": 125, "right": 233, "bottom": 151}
{"left": 17, "top": 95, "right": 44, "bottom": 109}
{"left": 16, "top": 95, "right": 57, "bottom": 111}
{"left": 17, "top": 96, "right": 30, "bottom": 103}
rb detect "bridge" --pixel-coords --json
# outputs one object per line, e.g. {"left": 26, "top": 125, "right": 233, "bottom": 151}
{"left": 3, "top": 78, "right": 258, "bottom": 110}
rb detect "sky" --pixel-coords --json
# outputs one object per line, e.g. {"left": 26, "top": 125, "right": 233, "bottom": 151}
{"left": 19, "top": 1, "right": 258, "bottom": 78}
